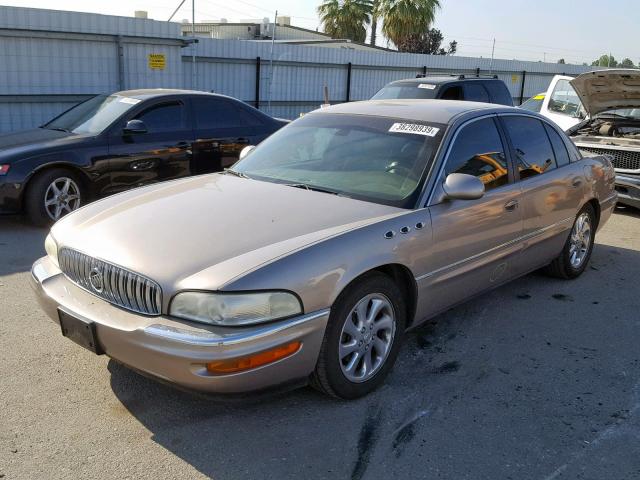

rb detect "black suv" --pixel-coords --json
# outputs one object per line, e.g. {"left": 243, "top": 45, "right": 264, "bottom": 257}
{"left": 0, "top": 89, "right": 287, "bottom": 225}
{"left": 371, "top": 74, "right": 514, "bottom": 106}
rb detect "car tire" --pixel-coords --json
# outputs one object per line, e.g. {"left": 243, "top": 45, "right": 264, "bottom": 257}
{"left": 311, "top": 272, "right": 406, "bottom": 399}
{"left": 25, "top": 168, "right": 85, "bottom": 227}
{"left": 544, "top": 203, "right": 596, "bottom": 279}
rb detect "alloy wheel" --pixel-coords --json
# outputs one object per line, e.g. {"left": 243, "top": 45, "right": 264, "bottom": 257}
{"left": 44, "top": 177, "right": 81, "bottom": 221}
{"left": 338, "top": 293, "right": 396, "bottom": 383}
{"left": 569, "top": 212, "right": 592, "bottom": 268}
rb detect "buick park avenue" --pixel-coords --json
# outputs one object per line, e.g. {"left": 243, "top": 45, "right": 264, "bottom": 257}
{"left": 32, "top": 100, "right": 616, "bottom": 399}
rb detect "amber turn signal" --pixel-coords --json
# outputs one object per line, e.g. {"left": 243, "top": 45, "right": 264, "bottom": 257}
{"left": 206, "top": 341, "right": 302, "bottom": 374}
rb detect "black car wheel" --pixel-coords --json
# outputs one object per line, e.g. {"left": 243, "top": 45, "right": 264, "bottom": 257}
{"left": 311, "top": 272, "right": 406, "bottom": 399}
{"left": 25, "top": 169, "right": 85, "bottom": 227}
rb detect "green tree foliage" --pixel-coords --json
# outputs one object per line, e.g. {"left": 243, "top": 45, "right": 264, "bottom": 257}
{"left": 375, "top": 0, "right": 441, "bottom": 49}
{"left": 557, "top": 58, "right": 565, "bottom": 64}
{"left": 396, "top": 28, "right": 456, "bottom": 54}
{"left": 592, "top": 54, "right": 617, "bottom": 67}
{"left": 620, "top": 58, "right": 636, "bottom": 68}
{"left": 317, "top": 0, "right": 373, "bottom": 43}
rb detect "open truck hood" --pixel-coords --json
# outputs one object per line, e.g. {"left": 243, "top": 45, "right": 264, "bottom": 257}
{"left": 570, "top": 69, "right": 640, "bottom": 116}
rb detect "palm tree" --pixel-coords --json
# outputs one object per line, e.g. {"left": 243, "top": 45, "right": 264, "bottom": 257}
{"left": 317, "top": 0, "right": 373, "bottom": 44}
{"left": 370, "top": 0, "right": 379, "bottom": 46}
{"left": 375, "top": 0, "right": 441, "bottom": 49}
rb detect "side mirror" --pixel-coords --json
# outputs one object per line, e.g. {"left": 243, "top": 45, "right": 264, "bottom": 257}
{"left": 442, "top": 173, "right": 485, "bottom": 200}
{"left": 239, "top": 145, "right": 256, "bottom": 161}
{"left": 123, "top": 119, "right": 147, "bottom": 135}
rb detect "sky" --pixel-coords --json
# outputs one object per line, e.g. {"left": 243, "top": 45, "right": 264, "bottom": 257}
{"left": 3, "top": 0, "right": 639, "bottom": 65}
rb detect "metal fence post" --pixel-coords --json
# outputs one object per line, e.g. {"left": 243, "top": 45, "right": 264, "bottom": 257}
{"left": 255, "top": 56, "right": 261, "bottom": 109}
{"left": 116, "top": 35, "right": 125, "bottom": 90}
{"left": 422, "top": 65, "right": 427, "bottom": 76}
{"left": 519, "top": 70, "right": 526, "bottom": 105}
{"left": 346, "top": 62, "right": 352, "bottom": 102}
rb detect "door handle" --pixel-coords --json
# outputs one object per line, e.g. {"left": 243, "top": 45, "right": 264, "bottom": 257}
{"left": 504, "top": 200, "right": 519, "bottom": 211}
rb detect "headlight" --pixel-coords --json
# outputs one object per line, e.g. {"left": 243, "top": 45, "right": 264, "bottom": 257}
{"left": 169, "top": 291, "right": 302, "bottom": 326}
{"left": 44, "top": 233, "right": 59, "bottom": 267}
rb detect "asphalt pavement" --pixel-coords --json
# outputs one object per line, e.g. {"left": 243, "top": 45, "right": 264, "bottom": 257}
{"left": 1, "top": 208, "right": 640, "bottom": 480}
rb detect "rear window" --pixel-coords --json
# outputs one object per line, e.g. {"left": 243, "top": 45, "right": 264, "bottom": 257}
{"left": 371, "top": 84, "right": 439, "bottom": 100}
{"left": 463, "top": 83, "right": 490, "bottom": 103}
{"left": 484, "top": 81, "right": 513, "bottom": 106}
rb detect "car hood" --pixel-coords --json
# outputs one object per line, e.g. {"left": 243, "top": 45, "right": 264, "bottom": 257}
{"left": 0, "top": 128, "right": 81, "bottom": 161}
{"left": 570, "top": 69, "right": 640, "bottom": 116}
{"left": 52, "top": 174, "right": 405, "bottom": 293}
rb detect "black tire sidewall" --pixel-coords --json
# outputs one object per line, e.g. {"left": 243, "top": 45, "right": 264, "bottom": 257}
{"left": 25, "top": 169, "right": 84, "bottom": 227}
{"left": 320, "top": 273, "right": 406, "bottom": 399}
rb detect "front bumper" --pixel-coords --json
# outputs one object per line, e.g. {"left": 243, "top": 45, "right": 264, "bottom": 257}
{"left": 615, "top": 173, "right": 640, "bottom": 210}
{"left": 31, "top": 256, "right": 330, "bottom": 395}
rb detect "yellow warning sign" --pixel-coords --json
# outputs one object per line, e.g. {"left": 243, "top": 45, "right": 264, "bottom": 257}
{"left": 511, "top": 74, "right": 518, "bottom": 84}
{"left": 148, "top": 54, "right": 166, "bottom": 70}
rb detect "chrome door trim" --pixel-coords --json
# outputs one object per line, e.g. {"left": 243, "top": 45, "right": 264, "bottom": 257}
{"left": 414, "top": 216, "right": 573, "bottom": 281}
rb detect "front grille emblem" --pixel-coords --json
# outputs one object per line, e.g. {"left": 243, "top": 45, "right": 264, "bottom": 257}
{"left": 89, "top": 267, "right": 104, "bottom": 293}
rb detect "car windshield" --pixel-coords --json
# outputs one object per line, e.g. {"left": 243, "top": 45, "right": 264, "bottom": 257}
{"left": 596, "top": 108, "right": 640, "bottom": 120}
{"left": 371, "top": 84, "right": 439, "bottom": 100}
{"left": 519, "top": 94, "right": 545, "bottom": 112}
{"left": 231, "top": 113, "right": 445, "bottom": 208}
{"left": 43, "top": 94, "right": 141, "bottom": 134}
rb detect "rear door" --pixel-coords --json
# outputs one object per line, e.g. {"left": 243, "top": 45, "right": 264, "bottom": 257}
{"left": 190, "top": 96, "right": 273, "bottom": 174}
{"left": 419, "top": 116, "right": 524, "bottom": 316}
{"left": 106, "top": 98, "right": 193, "bottom": 192}
{"left": 499, "top": 114, "right": 585, "bottom": 271}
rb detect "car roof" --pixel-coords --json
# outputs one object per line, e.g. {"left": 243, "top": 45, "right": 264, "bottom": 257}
{"left": 388, "top": 76, "right": 501, "bottom": 86}
{"left": 311, "top": 99, "right": 520, "bottom": 125}
{"left": 113, "top": 88, "right": 220, "bottom": 100}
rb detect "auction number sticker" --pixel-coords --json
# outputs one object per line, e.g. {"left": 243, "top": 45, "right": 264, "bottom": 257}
{"left": 388, "top": 123, "right": 440, "bottom": 137}
{"left": 418, "top": 83, "right": 437, "bottom": 89}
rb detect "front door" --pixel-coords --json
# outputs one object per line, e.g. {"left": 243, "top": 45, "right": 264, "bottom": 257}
{"left": 417, "top": 116, "right": 524, "bottom": 317}
{"left": 190, "top": 97, "right": 266, "bottom": 175}
{"left": 106, "top": 99, "right": 193, "bottom": 193}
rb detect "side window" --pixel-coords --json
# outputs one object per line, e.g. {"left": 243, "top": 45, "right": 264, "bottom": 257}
{"left": 544, "top": 123, "right": 571, "bottom": 167}
{"left": 484, "top": 81, "right": 513, "bottom": 106}
{"left": 135, "top": 101, "right": 186, "bottom": 133}
{"left": 445, "top": 117, "right": 509, "bottom": 192}
{"left": 440, "top": 86, "right": 463, "bottom": 100}
{"left": 463, "top": 83, "right": 490, "bottom": 103}
{"left": 502, "top": 116, "right": 557, "bottom": 179}
{"left": 193, "top": 98, "right": 262, "bottom": 129}
{"left": 548, "top": 79, "right": 584, "bottom": 118}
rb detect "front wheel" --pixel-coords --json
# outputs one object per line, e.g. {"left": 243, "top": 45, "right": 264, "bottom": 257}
{"left": 544, "top": 204, "right": 596, "bottom": 279}
{"left": 311, "top": 272, "right": 406, "bottom": 399}
{"left": 25, "top": 169, "right": 85, "bottom": 227}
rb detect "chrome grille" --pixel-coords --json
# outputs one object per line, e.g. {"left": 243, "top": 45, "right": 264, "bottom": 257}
{"left": 58, "top": 248, "right": 162, "bottom": 316}
{"left": 579, "top": 146, "right": 640, "bottom": 171}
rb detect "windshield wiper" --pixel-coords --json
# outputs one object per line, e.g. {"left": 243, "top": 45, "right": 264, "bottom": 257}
{"left": 41, "top": 126, "right": 71, "bottom": 133}
{"left": 285, "top": 183, "right": 343, "bottom": 196}
{"left": 224, "top": 169, "right": 250, "bottom": 179}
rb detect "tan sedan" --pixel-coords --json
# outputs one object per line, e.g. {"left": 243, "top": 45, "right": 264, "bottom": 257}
{"left": 31, "top": 100, "right": 617, "bottom": 399}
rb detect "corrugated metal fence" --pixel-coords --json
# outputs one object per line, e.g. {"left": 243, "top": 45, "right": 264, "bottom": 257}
{"left": 0, "top": 6, "right": 595, "bottom": 132}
